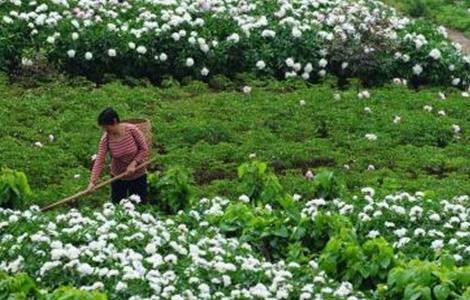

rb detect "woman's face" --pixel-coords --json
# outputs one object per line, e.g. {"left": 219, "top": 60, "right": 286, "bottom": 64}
{"left": 102, "top": 121, "right": 120, "bottom": 134}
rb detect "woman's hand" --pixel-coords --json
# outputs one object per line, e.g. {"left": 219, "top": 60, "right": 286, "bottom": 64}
{"left": 85, "top": 182, "right": 96, "bottom": 194}
{"left": 125, "top": 161, "right": 137, "bottom": 176}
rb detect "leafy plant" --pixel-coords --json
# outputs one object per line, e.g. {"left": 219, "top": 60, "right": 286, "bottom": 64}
{"left": 0, "top": 272, "right": 107, "bottom": 300}
{"left": 238, "top": 160, "right": 289, "bottom": 207}
{"left": 319, "top": 228, "right": 395, "bottom": 288}
{"left": 0, "top": 168, "right": 32, "bottom": 208}
{"left": 312, "top": 171, "right": 343, "bottom": 200}
{"left": 386, "top": 255, "right": 470, "bottom": 300}
{"left": 148, "top": 166, "right": 194, "bottom": 214}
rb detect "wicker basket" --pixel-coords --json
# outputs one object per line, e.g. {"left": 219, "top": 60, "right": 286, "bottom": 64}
{"left": 122, "top": 118, "right": 152, "bottom": 155}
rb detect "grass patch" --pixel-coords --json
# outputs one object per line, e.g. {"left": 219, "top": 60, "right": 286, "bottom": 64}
{"left": 1, "top": 74, "right": 470, "bottom": 208}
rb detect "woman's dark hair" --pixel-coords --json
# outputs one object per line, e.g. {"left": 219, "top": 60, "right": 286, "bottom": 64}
{"left": 98, "top": 107, "right": 120, "bottom": 126}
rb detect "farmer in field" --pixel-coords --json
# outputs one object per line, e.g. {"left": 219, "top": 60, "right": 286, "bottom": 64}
{"left": 86, "top": 107, "right": 149, "bottom": 203}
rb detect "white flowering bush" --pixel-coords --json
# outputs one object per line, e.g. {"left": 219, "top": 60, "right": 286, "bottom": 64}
{"left": 1, "top": 0, "right": 470, "bottom": 87}
{"left": 0, "top": 197, "right": 366, "bottom": 300}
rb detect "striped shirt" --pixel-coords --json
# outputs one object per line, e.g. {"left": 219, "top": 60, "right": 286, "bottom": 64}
{"left": 90, "top": 123, "right": 149, "bottom": 185}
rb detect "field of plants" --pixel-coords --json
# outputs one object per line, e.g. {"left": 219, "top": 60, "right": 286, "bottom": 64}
{"left": 2, "top": 0, "right": 470, "bottom": 299}
{"left": 2, "top": 0, "right": 470, "bottom": 88}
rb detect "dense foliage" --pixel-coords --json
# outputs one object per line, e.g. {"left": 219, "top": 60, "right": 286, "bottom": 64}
{"left": 1, "top": 0, "right": 470, "bottom": 88}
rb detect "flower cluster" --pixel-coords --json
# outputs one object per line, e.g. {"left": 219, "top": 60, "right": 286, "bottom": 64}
{"left": 1, "top": 0, "right": 469, "bottom": 87}
{"left": 0, "top": 197, "right": 365, "bottom": 300}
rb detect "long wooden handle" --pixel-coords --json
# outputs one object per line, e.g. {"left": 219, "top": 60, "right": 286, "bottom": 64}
{"left": 40, "top": 158, "right": 156, "bottom": 212}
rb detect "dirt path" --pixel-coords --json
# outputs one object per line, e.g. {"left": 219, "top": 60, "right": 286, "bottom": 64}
{"left": 447, "top": 28, "right": 470, "bottom": 56}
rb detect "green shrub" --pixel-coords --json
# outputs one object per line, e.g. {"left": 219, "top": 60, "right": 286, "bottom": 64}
{"left": 0, "top": 168, "right": 32, "bottom": 208}
{"left": 238, "top": 160, "right": 289, "bottom": 207}
{"left": 386, "top": 255, "right": 470, "bottom": 299}
{"left": 319, "top": 228, "right": 395, "bottom": 288}
{"left": 148, "top": 166, "right": 194, "bottom": 214}
{"left": 407, "top": 0, "right": 430, "bottom": 18}
{"left": 312, "top": 171, "right": 344, "bottom": 200}
{"left": 0, "top": 272, "right": 107, "bottom": 300}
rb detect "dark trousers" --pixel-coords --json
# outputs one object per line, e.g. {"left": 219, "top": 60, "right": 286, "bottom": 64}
{"left": 111, "top": 174, "right": 148, "bottom": 204}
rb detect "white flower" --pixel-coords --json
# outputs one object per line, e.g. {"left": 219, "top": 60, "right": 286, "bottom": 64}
{"left": 303, "top": 63, "right": 313, "bottom": 73}
{"left": 358, "top": 90, "right": 370, "bottom": 99}
{"left": 74, "top": 174, "right": 80, "bottom": 179}
{"left": 84, "top": 52, "right": 93, "bottom": 60}
{"left": 22, "top": 58, "right": 33, "bottom": 66}
{"left": 180, "top": 56, "right": 194, "bottom": 67}
{"left": 461, "top": 92, "right": 469, "bottom": 98}
{"left": 48, "top": 134, "right": 54, "bottom": 142}
{"left": 365, "top": 133, "right": 377, "bottom": 141}
{"left": 136, "top": 46, "right": 147, "bottom": 54}
{"left": 129, "top": 194, "right": 141, "bottom": 203}
{"left": 395, "top": 237, "right": 411, "bottom": 248}
{"left": 128, "top": 42, "right": 136, "bottom": 49}
{"left": 164, "top": 254, "right": 177, "bottom": 264}
{"left": 431, "top": 239, "right": 444, "bottom": 250}
{"left": 334, "top": 93, "right": 341, "bottom": 100}
{"left": 367, "top": 230, "right": 380, "bottom": 238}
{"left": 250, "top": 283, "right": 270, "bottom": 298}
{"left": 145, "top": 243, "right": 157, "bottom": 255}
{"left": 227, "top": 33, "right": 239, "bottom": 43}
{"left": 292, "top": 27, "right": 302, "bottom": 38}
{"left": 429, "top": 48, "right": 441, "bottom": 60}
{"left": 318, "top": 58, "right": 328, "bottom": 68}
{"left": 423, "top": 105, "right": 433, "bottom": 112}
{"left": 393, "top": 115, "right": 401, "bottom": 124}
{"left": 249, "top": 153, "right": 256, "bottom": 159}
{"left": 46, "top": 36, "right": 55, "bottom": 44}
{"left": 239, "top": 194, "right": 250, "bottom": 203}
{"left": 367, "top": 164, "right": 375, "bottom": 171}
{"left": 77, "top": 263, "right": 94, "bottom": 276}
{"left": 361, "top": 187, "right": 375, "bottom": 197}
{"left": 159, "top": 53, "right": 168, "bottom": 62}
{"left": 305, "top": 170, "right": 314, "bottom": 180}
{"left": 71, "top": 32, "right": 79, "bottom": 40}
{"left": 34, "top": 141, "right": 43, "bottom": 148}
{"left": 107, "top": 49, "right": 117, "bottom": 57}
{"left": 285, "top": 58, "right": 294, "bottom": 67}
{"left": 452, "top": 124, "right": 461, "bottom": 134}
{"left": 413, "top": 64, "right": 423, "bottom": 75}
{"left": 201, "top": 67, "right": 209, "bottom": 76}
{"left": 116, "top": 281, "right": 127, "bottom": 291}
{"left": 242, "top": 86, "right": 252, "bottom": 94}
{"left": 300, "top": 292, "right": 311, "bottom": 300}
{"left": 429, "top": 213, "right": 441, "bottom": 222}
{"left": 414, "top": 228, "right": 426, "bottom": 237}
{"left": 394, "top": 228, "right": 407, "bottom": 237}
{"left": 299, "top": 99, "right": 306, "bottom": 106}
{"left": 334, "top": 282, "right": 352, "bottom": 297}
{"left": 67, "top": 50, "right": 76, "bottom": 58}
{"left": 256, "top": 60, "right": 266, "bottom": 70}
{"left": 364, "top": 107, "right": 372, "bottom": 113}
{"left": 3, "top": 16, "right": 13, "bottom": 24}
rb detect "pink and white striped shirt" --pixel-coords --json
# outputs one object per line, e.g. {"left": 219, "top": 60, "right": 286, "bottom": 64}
{"left": 90, "top": 123, "right": 149, "bottom": 185}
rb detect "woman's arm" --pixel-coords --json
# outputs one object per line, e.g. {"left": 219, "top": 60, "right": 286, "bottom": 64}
{"left": 130, "top": 125, "right": 149, "bottom": 165}
{"left": 89, "top": 134, "right": 108, "bottom": 185}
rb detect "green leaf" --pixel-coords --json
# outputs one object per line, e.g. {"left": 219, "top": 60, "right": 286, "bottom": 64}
{"left": 433, "top": 284, "right": 450, "bottom": 300}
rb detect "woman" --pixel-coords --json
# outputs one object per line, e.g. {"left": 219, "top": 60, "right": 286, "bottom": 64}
{"left": 86, "top": 107, "right": 149, "bottom": 203}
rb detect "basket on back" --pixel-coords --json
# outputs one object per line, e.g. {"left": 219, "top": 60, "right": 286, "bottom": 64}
{"left": 122, "top": 118, "right": 152, "bottom": 156}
